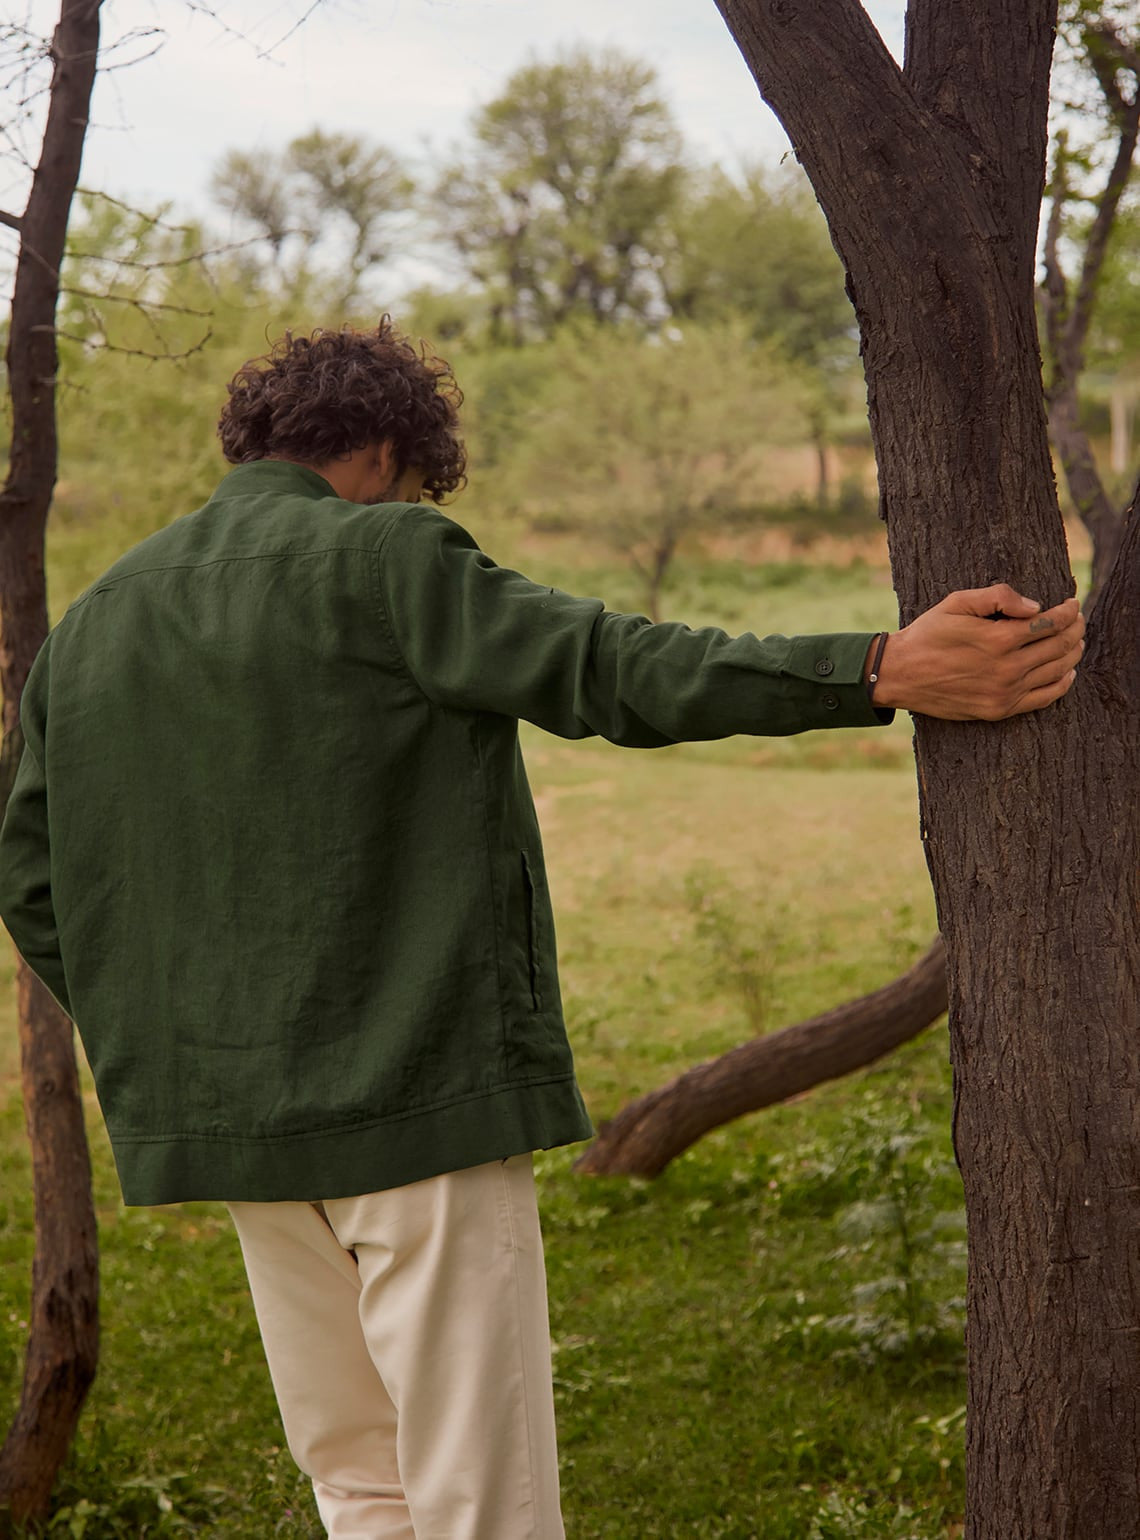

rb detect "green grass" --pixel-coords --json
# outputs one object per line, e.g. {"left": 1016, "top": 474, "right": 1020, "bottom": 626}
{"left": 0, "top": 535, "right": 966, "bottom": 1538}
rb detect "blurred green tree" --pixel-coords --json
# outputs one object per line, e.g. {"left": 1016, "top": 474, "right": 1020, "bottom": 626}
{"left": 212, "top": 129, "right": 413, "bottom": 307}
{"left": 507, "top": 323, "right": 810, "bottom": 619}
{"left": 667, "top": 164, "right": 861, "bottom": 503}
{"left": 432, "top": 48, "right": 684, "bottom": 343}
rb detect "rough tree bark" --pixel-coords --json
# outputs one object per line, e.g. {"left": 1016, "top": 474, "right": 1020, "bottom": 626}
{"left": 576, "top": 935, "right": 947, "bottom": 1176}
{"left": 0, "top": 1, "right": 102, "bottom": 1529}
{"left": 702, "top": 3, "right": 1139, "bottom": 1537}
{"left": 1041, "top": 21, "right": 1140, "bottom": 609}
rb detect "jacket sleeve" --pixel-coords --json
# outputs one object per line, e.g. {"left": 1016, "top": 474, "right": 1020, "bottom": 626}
{"left": 0, "top": 641, "right": 73, "bottom": 1018}
{"left": 375, "top": 507, "right": 893, "bottom": 746}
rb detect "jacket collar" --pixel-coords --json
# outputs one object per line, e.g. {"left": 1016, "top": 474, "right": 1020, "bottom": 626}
{"left": 209, "top": 460, "right": 338, "bottom": 502}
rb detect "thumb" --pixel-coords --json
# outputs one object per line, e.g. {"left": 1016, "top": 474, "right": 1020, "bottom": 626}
{"left": 941, "top": 583, "right": 1042, "bottom": 618}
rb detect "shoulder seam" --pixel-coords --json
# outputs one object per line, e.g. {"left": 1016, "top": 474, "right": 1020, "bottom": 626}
{"left": 67, "top": 544, "right": 385, "bottom": 612}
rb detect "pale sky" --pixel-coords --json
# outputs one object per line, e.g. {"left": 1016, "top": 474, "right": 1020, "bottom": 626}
{"left": 6, "top": 0, "right": 906, "bottom": 281}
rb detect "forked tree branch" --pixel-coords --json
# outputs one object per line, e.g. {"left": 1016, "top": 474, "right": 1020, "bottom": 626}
{"left": 713, "top": 0, "right": 913, "bottom": 182}
{"left": 902, "top": 0, "right": 1058, "bottom": 267}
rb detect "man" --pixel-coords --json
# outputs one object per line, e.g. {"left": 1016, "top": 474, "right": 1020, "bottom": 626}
{"left": 0, "top": 321, "right": 1084, "bottom": 1540}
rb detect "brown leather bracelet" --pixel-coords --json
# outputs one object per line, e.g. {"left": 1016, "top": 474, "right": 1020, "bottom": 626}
{"left": 866, "top": 631, "right": 889, "bottom": 704}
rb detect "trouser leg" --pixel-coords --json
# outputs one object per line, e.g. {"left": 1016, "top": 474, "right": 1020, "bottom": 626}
{"left": 322, "top": 1154, "right": 565, "bottom": 1540}
{"left": 228, "top": 1154, "right": 564, "bottom": 1540}
{"left": 226, "top": 1197, "right": 413, "bottom": 1539}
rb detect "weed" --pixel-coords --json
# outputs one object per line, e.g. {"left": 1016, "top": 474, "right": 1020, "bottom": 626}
{"left": 772, "top": 1094, "right": 966, "bottom": 1377}
{"left": 683, "top": 864, "right": 782, "bottom": 1034}
{"left": 806, "top": 1490, "right": 935, "bottom": 1539}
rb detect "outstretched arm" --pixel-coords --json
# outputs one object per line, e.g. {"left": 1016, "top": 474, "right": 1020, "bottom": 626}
{"left": 867, "top": 585, "right": 1085, "bottom": 720}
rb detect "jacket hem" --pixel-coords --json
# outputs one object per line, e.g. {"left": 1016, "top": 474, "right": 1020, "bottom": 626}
{"left": 112, "top": 1075, "right": 594, "bottom": 1206}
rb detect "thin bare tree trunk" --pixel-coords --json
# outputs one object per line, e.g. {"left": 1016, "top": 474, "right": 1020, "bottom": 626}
{"left": 1048, "top": 388, "right": 1126, "bottom": 603}
{"left": 0, "top": 973, "right": 97, "bottom": 1533}
{"left": 1039, "top": 30, "right": 1140, "bottom": 610}
{"left": 577, "top": 935, "right": 947, "bottom": 1176}
{"left": 646, "top": 532, "right": 677, "bottom": 623}
{"left": 0, "top": 1, "right": 102, "bottom": 1527}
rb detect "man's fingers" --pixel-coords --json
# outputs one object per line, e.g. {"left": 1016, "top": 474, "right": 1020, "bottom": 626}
{"left": 985, "top": 634, "right": 1083, "bottom": 716}
{"left": 883, "top": 584, "right": 1083, "bottom": 719}
{"left": 1005, "top": 669, "right": 1078, "bottom": 716}
{"left": 943, "top": 583, "right": 1043, "bottom": 619}
{"left": 1020, "top": 636, "right": 1085, "bottom": 694}
{"left": 1002, "top": 622, "right": 1086, "bottom": 675}
{"left": 1010, "top": 596, "right": 1082, "bottom": 647}
{"left": 976, "top": 599, "right": 1084, "bottom": 654}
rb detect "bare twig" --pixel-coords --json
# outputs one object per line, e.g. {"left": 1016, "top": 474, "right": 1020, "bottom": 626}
{"left": 183, "top": 0, "right": 326, "bottom": 62}
{"left": 258, "top": 0, "right": 324, "bottom": 59}
{"left": 72, "top": 187, "right": 199, "bottom": 233}
{"left": 64, "top": 231, "right": 274, "bottom": 271}
{"left": 49, "top": 325, "right": 215, "bottom": 362}
{"left": 96, "top": 36, "right": 163, "bottom": 74}
{"left": 182, "top": 1, "right": 260, "bottom": 51}
{"left": 60, "top": 284, "right": 212, "bottom": 319}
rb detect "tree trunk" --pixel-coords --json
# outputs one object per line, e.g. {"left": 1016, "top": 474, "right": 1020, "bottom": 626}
{"left": 577, "top": 935, "right": 947, "bottom": 1176}
{"left": 0, "top": 1, "right": 102, "bottom": 1527}
{"left": 1038, "top": 44, "right": 1140, "bottom": 612}
{"left": 713, "top": 2, "right": 1140, "bottom": 1535}
{"left": 812, "top": 424, "right": 829, "bottom": 506}
{"left": 1109, "top": 381, "right": 1134, "bottom": 479}
{"left": 0, "top": 972, "right": 97, "bottom": 1535}
{"left": 645, "top": 530, "right": 678, "bottom": 623}
{"left": 1048, "top": 387, "right": 1126, "bottom": 605}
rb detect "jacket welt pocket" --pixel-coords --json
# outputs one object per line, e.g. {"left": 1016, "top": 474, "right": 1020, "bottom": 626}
{"left": 520, "top": 849, "right": 542, "bottom": 1012}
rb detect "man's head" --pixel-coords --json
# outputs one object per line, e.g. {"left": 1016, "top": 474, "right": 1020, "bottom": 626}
{"left": 217, "top": 320, "right": 466, "bottom": 504}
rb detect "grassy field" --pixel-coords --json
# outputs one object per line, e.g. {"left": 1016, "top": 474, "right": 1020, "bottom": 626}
{"left": 0, "top": 515, "right": 974, "bottom": 1538}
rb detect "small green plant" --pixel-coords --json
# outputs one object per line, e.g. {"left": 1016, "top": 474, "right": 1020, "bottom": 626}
{"left": 806, "top": 1490, "right": 934, "bottom": 1539}
{"left": 22, "top": 1467, "right": 226, "bottom": 1539}
{"left": 683, "top": 864, "right": 781, "bottom": 1034}
{"left": 774, "top": 1094, "right": 966, "bottom": 1374}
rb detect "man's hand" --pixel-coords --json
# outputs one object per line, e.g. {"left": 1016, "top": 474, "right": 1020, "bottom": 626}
{"left": 868, "top": 583, "right": 1086, "bottom": 720}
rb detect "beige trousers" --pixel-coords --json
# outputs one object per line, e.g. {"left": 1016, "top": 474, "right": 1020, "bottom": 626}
{"left": 227, "top": 1155, "right": 565, "bottom": 1540}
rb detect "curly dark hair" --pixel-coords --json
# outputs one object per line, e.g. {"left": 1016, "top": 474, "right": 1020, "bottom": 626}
{"left": 217, "top": 320, "right": 466, "bottom": 502}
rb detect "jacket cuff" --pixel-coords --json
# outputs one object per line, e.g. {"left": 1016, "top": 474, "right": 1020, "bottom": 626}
{"left": 780, "top": 632, "right": 896, "bottom": 729}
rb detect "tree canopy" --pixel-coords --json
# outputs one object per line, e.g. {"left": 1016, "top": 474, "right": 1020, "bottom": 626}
{"left": 432, "top": 48, "right": 685, "bottom": 341}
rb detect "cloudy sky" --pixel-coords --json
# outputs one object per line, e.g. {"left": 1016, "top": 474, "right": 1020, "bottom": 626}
{"left": 8, "top": 0, "right": 906, "bottom": 226}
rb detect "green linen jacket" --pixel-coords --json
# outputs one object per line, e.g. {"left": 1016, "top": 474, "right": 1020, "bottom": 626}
{"left": 0, "top": 461, "right": 891, "bottom": 1205}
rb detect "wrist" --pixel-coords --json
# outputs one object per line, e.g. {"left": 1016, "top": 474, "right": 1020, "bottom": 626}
{"left": 864, "top": 632, "right": 890, "bottom": 705}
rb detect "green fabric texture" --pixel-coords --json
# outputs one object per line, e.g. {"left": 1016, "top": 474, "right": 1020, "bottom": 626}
{"left": 0, "top": 461, "right": 891, "bottom": 1205}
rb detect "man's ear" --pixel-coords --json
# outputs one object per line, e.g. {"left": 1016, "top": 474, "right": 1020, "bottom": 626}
{"left": 376, "top": 441, "right": 398, "bottom": 482}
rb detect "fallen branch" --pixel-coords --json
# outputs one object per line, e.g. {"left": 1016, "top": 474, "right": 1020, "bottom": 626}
{"left": 575, "top": 935, "right": 948, "bottom": 1177}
